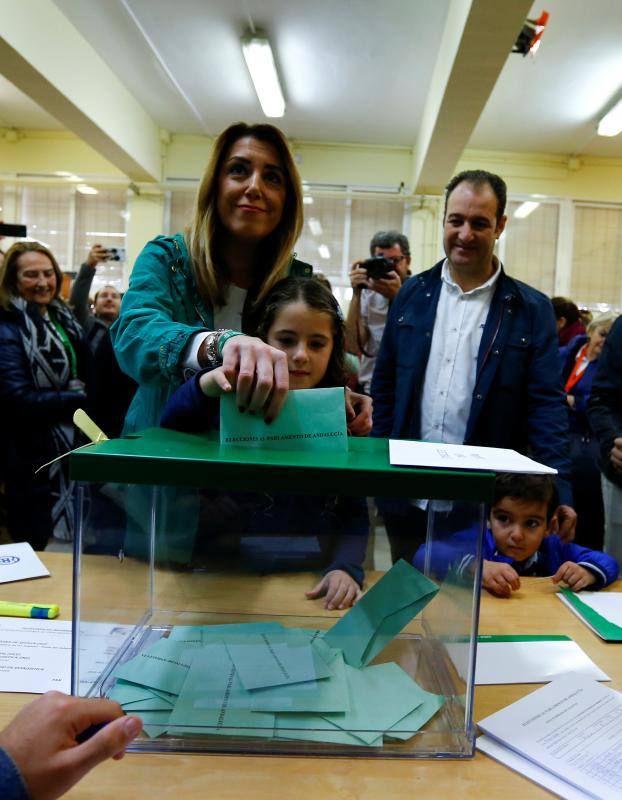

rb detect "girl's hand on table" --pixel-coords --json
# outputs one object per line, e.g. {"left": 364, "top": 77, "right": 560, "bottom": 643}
{"left": 306, "top": 570, "right": 362, "bottom": 610}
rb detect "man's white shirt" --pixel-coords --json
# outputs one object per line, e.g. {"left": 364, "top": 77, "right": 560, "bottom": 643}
{"left": 419, "top": 259, "right": 501, "bottom": 445}
{"left": 358, "top": 289, "right": 390, "bottom": 393}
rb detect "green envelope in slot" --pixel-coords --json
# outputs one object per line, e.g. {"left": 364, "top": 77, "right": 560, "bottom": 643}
{"left": 220, "top": 387, "right": 347, "bottom": 452}
{"left": 323, "top": 559, "right": 439, "bottom": 667}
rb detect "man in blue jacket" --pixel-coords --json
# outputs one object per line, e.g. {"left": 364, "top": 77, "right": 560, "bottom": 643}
{"left": 371, "top": 169, "right": 575, "bottom": 563}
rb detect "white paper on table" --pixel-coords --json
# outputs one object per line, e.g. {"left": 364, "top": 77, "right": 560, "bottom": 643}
{"left": 0, "top": 618, "right": 71, "bottom": 693}
{"left": 389, "top": 440, "right": 557, "bottom": 474}
{"left": 477, "top": 735, "right": 592, "bottom": 800}
{"left": 0, "top": 542, "right": 50, "bottom": 584}
{"left": 560, "top": 591, "right": 622, "bottom": 627}
{"left": 471, "top": 640, "right": 610, "bottom": 684}
{"left": 478, "top": 673, "right": 622, "bottom": 800}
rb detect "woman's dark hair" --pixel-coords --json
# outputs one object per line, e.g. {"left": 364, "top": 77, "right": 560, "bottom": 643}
{"left": 254, "top": 277, "right": 346, "bottom": 388}
{"left": 551, "top": 296, "right": 581, "bottom": 325}
{"left": 0, "top": 241, "right": 63, "bottom": 310}
{"left": 493, "top": 473, "right": 559, "bottom": 522}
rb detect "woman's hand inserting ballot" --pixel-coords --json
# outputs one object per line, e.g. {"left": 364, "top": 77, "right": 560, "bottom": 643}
{"left": 306, "top": 569, "right": 362, "bottom": 610}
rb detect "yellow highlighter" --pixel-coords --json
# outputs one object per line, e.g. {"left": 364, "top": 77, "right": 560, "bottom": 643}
{"left": 0, "top": 601, "right": 59, "bottom": 619}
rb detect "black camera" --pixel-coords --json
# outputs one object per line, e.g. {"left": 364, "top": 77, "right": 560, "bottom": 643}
{"left": 361, "top": 255, "right": 394, "bottom": 281}
{"left": 106, "top": 247, "right": 126, "bottom": 262}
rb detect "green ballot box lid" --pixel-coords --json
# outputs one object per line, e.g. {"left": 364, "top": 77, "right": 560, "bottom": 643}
{"left": 69, "top": 428, "right": 494, "bottom": 501}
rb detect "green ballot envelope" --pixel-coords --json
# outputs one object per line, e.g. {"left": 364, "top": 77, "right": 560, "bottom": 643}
{"left": 324, "top": 560, "right": 440, "bottom": 668}
{"left": 220, "top": 387, "right": 347, "bottom": 452}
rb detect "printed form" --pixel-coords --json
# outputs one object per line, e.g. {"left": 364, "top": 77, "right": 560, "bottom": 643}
{"left": 478, "top": 673, "right": 622, "bottom": 799}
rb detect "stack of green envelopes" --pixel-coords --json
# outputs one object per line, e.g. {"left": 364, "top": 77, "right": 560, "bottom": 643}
{"left": 107, "top": 560, "right": 445, "bottom": 746}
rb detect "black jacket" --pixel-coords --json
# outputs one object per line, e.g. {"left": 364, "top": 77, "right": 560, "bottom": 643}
{"left": 588, "top": 315, "right": 622, "bottom": 488}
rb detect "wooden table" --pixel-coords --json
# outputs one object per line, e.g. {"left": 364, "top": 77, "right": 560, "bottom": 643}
{"left": 1, "top": 552, "right": 619, "bottom": 799}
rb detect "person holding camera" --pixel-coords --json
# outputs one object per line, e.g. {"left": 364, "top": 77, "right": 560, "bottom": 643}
{"left": 69, "top": 243, "right": 122, "bottom": 352}
{"left": 345, "top": 231, "right": 411, "bottom": 395}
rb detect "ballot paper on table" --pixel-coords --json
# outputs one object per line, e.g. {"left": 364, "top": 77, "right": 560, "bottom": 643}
{"left": 557, "top": 588, "right": 622, "bottom": 641}
{"left": 469, "top": 635, "right": 610, "bottom": 684}
{"left": 220, "top": 387, "right": 347, "bottom": 452}
{"left": 0, "top": 541, "right": 50, "bottom": 583}
{"left": 389, "top": 440, "right": 557, "bottom": 474}
{"left": 323, "top": 559, "right": 439, "bottom": 668}
{"left": 477, "top": 672, "right": 622, "bottom": 800}
{"left": 477, "top": 735, "right": 592, "bottom": 800}
{"left": 0, "top": 618, "right": 70, "bottom": 693}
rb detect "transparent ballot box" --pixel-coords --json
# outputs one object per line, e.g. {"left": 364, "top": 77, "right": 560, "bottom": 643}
{"left": 70, "top": 428, "right": 492, "bottom": 758}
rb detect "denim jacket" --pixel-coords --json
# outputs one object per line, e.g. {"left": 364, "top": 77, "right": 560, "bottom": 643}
{"left": 371, "top": 260, "right": 572, "bottom": 505}
{"left": 110, "top": 234, "right": 312, "bottom": 433}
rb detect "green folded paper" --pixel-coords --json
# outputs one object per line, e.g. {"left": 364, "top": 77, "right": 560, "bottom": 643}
{"left": 324, "top": 559, "right": 439, "bottom": 667}
{"left": 113, "top": 638, "right": 196, "bottom": 695}
{"left": 383, "top": 688, "right": 444, "bottom": 741}
{"left": 249, "top": 650, "right": 349, "bottom": 713}
{"left": 225, "top": 633, "right": 331, "bottom": 690}
{"left": 220, "top": 387, "right": 347, "bottom": 452}
{"left": 275, "top": 713, "right": 381, "bottom": 747}
{"left": 320, "top": 662, "right": 426, "bottom": 745}
{"left": 168, "top": 643, "right": 274, "bottom": 739}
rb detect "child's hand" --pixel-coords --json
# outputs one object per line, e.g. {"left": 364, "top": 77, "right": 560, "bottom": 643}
{"left": 551, "top": 561, "right": 597, "bottom": 592}
{"left": 482, "top": 560, "right": 521, "bottom": 598}
{"left": 198, "top": 366, "right": 234, "bottom": 398}
{"left": 305, "top": 570, "right": 362, "bottom": 610}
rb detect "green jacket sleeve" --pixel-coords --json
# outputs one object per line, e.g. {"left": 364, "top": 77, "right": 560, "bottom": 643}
{"left": 110, "top": 236, "right": 213, "bottom": 384}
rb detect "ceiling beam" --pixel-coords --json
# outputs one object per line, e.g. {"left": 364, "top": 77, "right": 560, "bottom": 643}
{"left": 0, "top": 0, "right": 161, "bottom": 181}
{"left": 412, "top": 0, "right": 533, "bottom": 194}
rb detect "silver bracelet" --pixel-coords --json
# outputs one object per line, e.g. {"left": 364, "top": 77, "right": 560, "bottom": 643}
{"left": 200, "top": 329, "right": 228, "bottom": 367}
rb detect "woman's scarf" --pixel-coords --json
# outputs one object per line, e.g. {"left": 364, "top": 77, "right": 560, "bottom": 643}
{"left": 11, "top": 296, "right": 84, "bottom": 541}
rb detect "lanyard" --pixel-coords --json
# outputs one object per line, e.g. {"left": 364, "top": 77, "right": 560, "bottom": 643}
{"left": 50, "top": 313, "right": 78, "bottom": 378}
{"left": 564, "top": 342, "right": 589, "bottom": 394}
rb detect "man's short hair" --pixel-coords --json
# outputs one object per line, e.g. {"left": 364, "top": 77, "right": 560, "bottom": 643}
{"left": 444, "top": 170, "right": 507, "bottom": 223}
{"left": 369, "top": 230, "right": 410, "bottom": 258}
{"left": 493, "top": 473, "right": 559, "bottom": 522}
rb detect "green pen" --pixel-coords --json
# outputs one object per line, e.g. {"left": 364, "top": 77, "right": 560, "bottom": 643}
{"left": 0, "top": 601, "right": 59, "bottom": 619}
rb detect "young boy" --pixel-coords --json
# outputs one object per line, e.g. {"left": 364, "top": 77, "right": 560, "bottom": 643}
{"left": 413, "top": 473, "right": 618, "bottom": 596}
{"left": 483, "top": 473, "right": 618, "bottom": 597}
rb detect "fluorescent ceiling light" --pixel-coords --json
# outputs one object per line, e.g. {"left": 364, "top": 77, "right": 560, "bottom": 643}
{"left": 76, "top": 185, "right": 99, "bottom": 195}
{"left": 318, "top": 244, "right": 330, "bottom": 260}
{"left": 241, "top": 31, "right": 285, "bottom": 118}
{"left": 303, "top": 196, "right": 314, "bottom": 205}
{"left": 85, "top": 231, "right": 126, "bottom": 237}
{"left": 308, "top": 218, "right": 322, "bottom": 236}
{"left": 598, "top": 98, "right": 622, "bottom": 137}
{"left": 513, "top": 201, "right": 540, "bottom": 219}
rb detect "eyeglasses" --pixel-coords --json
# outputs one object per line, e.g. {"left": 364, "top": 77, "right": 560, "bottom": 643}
{"left": 386, "top": 256, "right": 406, "bottom": 267}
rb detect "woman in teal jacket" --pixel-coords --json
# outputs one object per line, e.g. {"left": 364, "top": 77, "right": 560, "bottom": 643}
{"left": 111, "top": 122, "right": 314, "bottom": 434}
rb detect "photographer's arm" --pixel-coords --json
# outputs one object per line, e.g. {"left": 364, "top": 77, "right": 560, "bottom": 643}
{"left": 69, "top": 244, "right": 109, "bottom": 328}
{"left": 345, "top": 262, "right": 370, "bottom": 354}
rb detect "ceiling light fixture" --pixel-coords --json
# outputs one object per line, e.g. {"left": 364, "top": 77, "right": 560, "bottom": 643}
{"left": 303, "top": 196, "right": 314, "bottom": 205}
{"left": 76, "top": 185, "right": 99, "bottom": 195}
{"left": 241, "top": 30, "right": 285, "bottom": 118}
{"left": 598, "top": 98, "right": 622, "bottom": 137}
{"left": 308, "top": 218, "right": 322, "bottom": 237}
{"left": 513, "top": 201, "right": 540, "bottom": 219}
{"left": 318, "top": 244, "right": 330, "bottom": 260}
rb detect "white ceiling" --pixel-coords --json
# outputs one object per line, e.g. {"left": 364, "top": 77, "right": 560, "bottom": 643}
{"left": 4, "top": 0, "right": 622, "bottom": 157}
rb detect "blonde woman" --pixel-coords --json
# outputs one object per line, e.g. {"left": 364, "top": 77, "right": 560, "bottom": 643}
{"left": 111, "top": 122, "right": 371, "bottom": 434}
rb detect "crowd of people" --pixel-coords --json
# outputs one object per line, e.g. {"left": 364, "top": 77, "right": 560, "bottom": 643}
{"left": 1, "top": 119, "right": 622, "bottom": 797}
{"left": 1, "top": 122, "right": 621, "bottom": 573}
